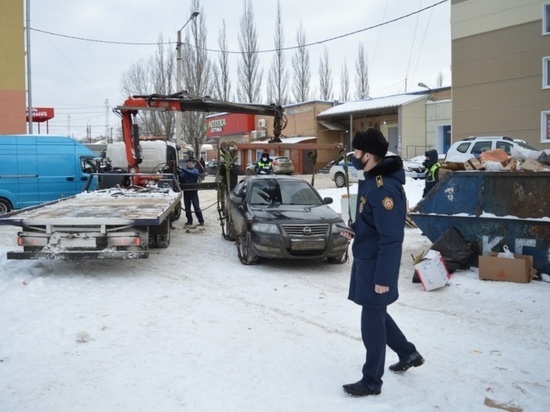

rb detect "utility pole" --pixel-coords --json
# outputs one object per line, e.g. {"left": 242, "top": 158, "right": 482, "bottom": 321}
{"left": 26, "top": 0, "right": 33, "bottom": 133}
{"left": 104, "top": 99, "right": 109, "bottom": 140}
{"left": 175, "top": 11, "right": 199, "bottom": 152}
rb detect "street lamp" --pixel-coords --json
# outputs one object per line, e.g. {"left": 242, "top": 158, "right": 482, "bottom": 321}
{"left": 418, "top": 82, "right": 432, "bottom": 91}
{"left": 175, "top": 11, "right": 200, "bottom": 151}
{"left": 86, "top": 120, "right": 91, "bottom": 143}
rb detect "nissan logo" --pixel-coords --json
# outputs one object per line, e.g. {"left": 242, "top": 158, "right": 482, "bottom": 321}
{"left": 302, "top": 226, "right": 312, "bottom": 235}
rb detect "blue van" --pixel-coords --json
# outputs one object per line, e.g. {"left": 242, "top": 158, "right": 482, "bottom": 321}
{"left": 0, "top": 135, "right": 98, "bottom": 214}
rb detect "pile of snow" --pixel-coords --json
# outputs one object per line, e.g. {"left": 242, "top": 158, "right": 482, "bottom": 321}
{"left": 1, "top": 175, "right": 548, "bottom": 411}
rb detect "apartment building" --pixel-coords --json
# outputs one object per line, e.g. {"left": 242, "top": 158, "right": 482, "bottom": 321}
{"left": 451, "top": 0, "right": 550, "bottom": 148}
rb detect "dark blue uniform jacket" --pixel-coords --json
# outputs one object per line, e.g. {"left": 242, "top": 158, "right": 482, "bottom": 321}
{"left": 348, "top": 156, "right": 407, "bottom": 308}
{"left": 180, "top": 166, "right": 200, "bottom": 184}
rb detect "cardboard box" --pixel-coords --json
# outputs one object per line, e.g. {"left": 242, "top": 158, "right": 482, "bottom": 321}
{"left": 503, "top": 158, "right": 518, "bottom": 171}
{"left": 440, "top": 161, "right": 473, "bottom": 171}
{"left": 468, "top": 157, "right": 484, "bottom": 170}
{"left": 413, "top": 250, "right": 450, "bottom": 291}
{"left": 520, "top": 158, "right": 548, "bottom": 172}
{"left": 438, "top": 168, "right": 453, "bottom": 180}
{"left": 478, "top": 253, "right": 535, "bottom": 283}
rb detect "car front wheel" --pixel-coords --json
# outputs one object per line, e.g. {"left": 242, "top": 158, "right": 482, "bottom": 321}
{"left": 237, "top": 232, "right": 259, "bottom": 265}
{"left": 334, "top": 172, "right": 346, "bottom": 188}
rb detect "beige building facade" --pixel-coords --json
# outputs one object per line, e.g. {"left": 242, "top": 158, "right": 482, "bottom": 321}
{"left": 451, "top": 0, "right": 550, "bottom": 148}
{"left": 0, "top": 0, "right": 26, "bottom": 134}
{"left": 316, "top": 88, "right": 452, "bottom": 159}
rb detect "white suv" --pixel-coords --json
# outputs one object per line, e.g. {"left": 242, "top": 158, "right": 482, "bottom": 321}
{"left": 445, "top": 136, "right": 537, "bottom": 162}
{"left": 328, "top": 152, "right": 426, "bottom": 188}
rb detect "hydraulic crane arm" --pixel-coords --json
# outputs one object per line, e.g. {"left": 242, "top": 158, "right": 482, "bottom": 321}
{"left": 114, "top": 91, "right": 286, "bottom": 174}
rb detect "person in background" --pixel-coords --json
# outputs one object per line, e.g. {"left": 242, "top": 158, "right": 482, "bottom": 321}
{"left": 339, "top": 128, "right": 424, "bottom": 397}
{"left": 179, "top": 159, "right": 205, "bottom": 227}
{"left": 255, "top": 153, "right": 273, "bottom": 174}
{"left": 422, "top": 149, "right": 441, "bottom": 197}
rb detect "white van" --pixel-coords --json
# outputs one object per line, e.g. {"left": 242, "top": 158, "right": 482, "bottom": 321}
{"left": 106, "top": 140, "right": 178, "bottom": 173}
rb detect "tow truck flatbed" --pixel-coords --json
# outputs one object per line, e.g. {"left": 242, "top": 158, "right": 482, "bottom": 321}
{"left": 0, "top": 189, "right": 181, "bottom": 227}
{"left": 0, "top": 187, "right": 182, "bottom": 260}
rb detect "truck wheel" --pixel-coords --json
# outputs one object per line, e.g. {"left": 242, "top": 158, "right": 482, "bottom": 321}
{"left": 334, "top": 172, "right": 346, "bottom": 188}
{"left": 147, "top": 233, "right": 155, "bottom": 249}
{"left": 237, "top": 232, "right": 259, "bottom": 265}
{"left": 155, "top": 217, "right": 171, "bottom": 248}
{"left": 172, "top": 200, "right": 182, "bottom": 222}
{"left": 0, "top": 198, "right": 12, "bottom": 215}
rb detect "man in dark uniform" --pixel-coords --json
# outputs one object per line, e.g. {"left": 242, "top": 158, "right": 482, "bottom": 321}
{"left": 340, "top": 128, "right": 424, "bottom": 397}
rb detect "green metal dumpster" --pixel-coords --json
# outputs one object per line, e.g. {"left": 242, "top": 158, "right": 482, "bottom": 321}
{"left": 410, "top": 171, "right": 550, "bottom": 275}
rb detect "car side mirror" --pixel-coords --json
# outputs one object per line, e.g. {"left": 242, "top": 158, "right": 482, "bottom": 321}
{"left": 230, "top": 193, "right": 244, "bottom": 204}
{"left": 323, "top": 197, "right": 333, "bottom": 205}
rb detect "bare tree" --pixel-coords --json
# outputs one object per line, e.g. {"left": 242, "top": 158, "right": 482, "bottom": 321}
{"left": 120, "top": 35, "right": 176, "bottom": 140}
{"left": 291, "top": 22, "right": 311, "bottom": 103}
{"left": 436, "top": 70, "right": 444, "bottom": 88}
{"left": 182, "top": 0, "right": 214, "bottom": 157}
{"left": 318, "top": 47, "right": 333, "bottom": 101}
{"left": 339, "top": 59, "right": 350, "bottom": 102}
{"left": 266, "top": 1, "right": 288, "bottom": 106}
{"left": 237, "top": 0, "right": 262, "bottom": 103}
{"left": 213, "top": 20, "right": 232, "bottom": 101}
{"left": 355, "top": 42, "right": 369, "bottom": 99}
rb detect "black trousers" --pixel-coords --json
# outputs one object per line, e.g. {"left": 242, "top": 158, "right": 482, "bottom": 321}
{"left": 360, "top": 306, "right": 417, "bottom": 388}
{"left": 183, "top": 190, "right": 204, "bottom": 224}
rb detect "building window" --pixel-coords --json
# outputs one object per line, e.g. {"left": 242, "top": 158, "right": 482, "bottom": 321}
{"left": 544, "top": 3, "right": 550, "bottom": 35}
{"left": 544, "top": 57, "right": 550, "bottom": 89}
{"left": 541, "top": 111, "right": 550, "bottom": 143}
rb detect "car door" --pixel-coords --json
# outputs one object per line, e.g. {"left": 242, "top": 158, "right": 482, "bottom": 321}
{"left": 495, "top": 141, "right": 514, "bottom": 155}
{"left": 228, "top": 179, "right": 249, "bottom": 235}
{"left": 470, "top": 141, "right": 493, "bottom": 158}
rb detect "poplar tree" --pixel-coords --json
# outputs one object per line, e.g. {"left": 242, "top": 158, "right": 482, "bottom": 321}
{"left": 318, "top": 47, "right": 333, "bottom": 100}
{"left": 340, "top": 60, "right": 350, "bottom": 102}
{"left": 355, "top": 42, "right": 369, "bottom": 99}
{"left": 237, "top": 0, "right": 262, "bottom": 103}
{"left": 266, "top": 1, "right": 289, "bottom": 105}
{"left": 181, "top": 0, "right": 214, "bottom": 156}
{"left": 291, "top": 22, "right": 311, "bottom": 103}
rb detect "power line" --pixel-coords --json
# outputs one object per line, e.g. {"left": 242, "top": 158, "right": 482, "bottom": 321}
{"left": 30, "top": 0, "right": 447, "bottom": 55}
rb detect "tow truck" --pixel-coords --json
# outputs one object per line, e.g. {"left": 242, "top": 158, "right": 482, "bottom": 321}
{"left": 0, "top": 92, "right": 287, "bottom": 259}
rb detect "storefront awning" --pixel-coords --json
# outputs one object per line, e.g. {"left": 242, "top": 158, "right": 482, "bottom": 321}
{"left": 318, "top": 120, "right": 347, "bottom": 131}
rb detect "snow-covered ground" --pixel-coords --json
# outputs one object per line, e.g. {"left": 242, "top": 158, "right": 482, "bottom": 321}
{"left": 1, "top": 174, "right": 549, "bottom": 412}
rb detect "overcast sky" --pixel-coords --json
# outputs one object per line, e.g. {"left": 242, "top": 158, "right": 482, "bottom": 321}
{"left": 26, "top": 0, "right": 450, "bottom": 140}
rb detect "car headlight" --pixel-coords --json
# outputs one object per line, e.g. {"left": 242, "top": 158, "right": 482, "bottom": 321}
{"left": 331, "top": 223, "right": 345, "bottom": 233}
{"left": 252, "top": 223, "right": 280, "bottom": 234}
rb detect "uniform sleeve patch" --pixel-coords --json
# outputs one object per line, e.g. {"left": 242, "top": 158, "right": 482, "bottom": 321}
{"left": 382, "top": 197, "right": 394, "bottom": 210}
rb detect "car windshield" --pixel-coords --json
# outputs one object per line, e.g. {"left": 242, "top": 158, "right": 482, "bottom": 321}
{"left": 248, "top": 179, "right": 323, "bottom": 206}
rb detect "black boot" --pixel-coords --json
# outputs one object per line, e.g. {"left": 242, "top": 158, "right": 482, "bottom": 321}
{"left": 342, "top": 380, "right": 381, "bottom": 397}
{"left": 389, "top": 351, "right": 425, "bottom": 373}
